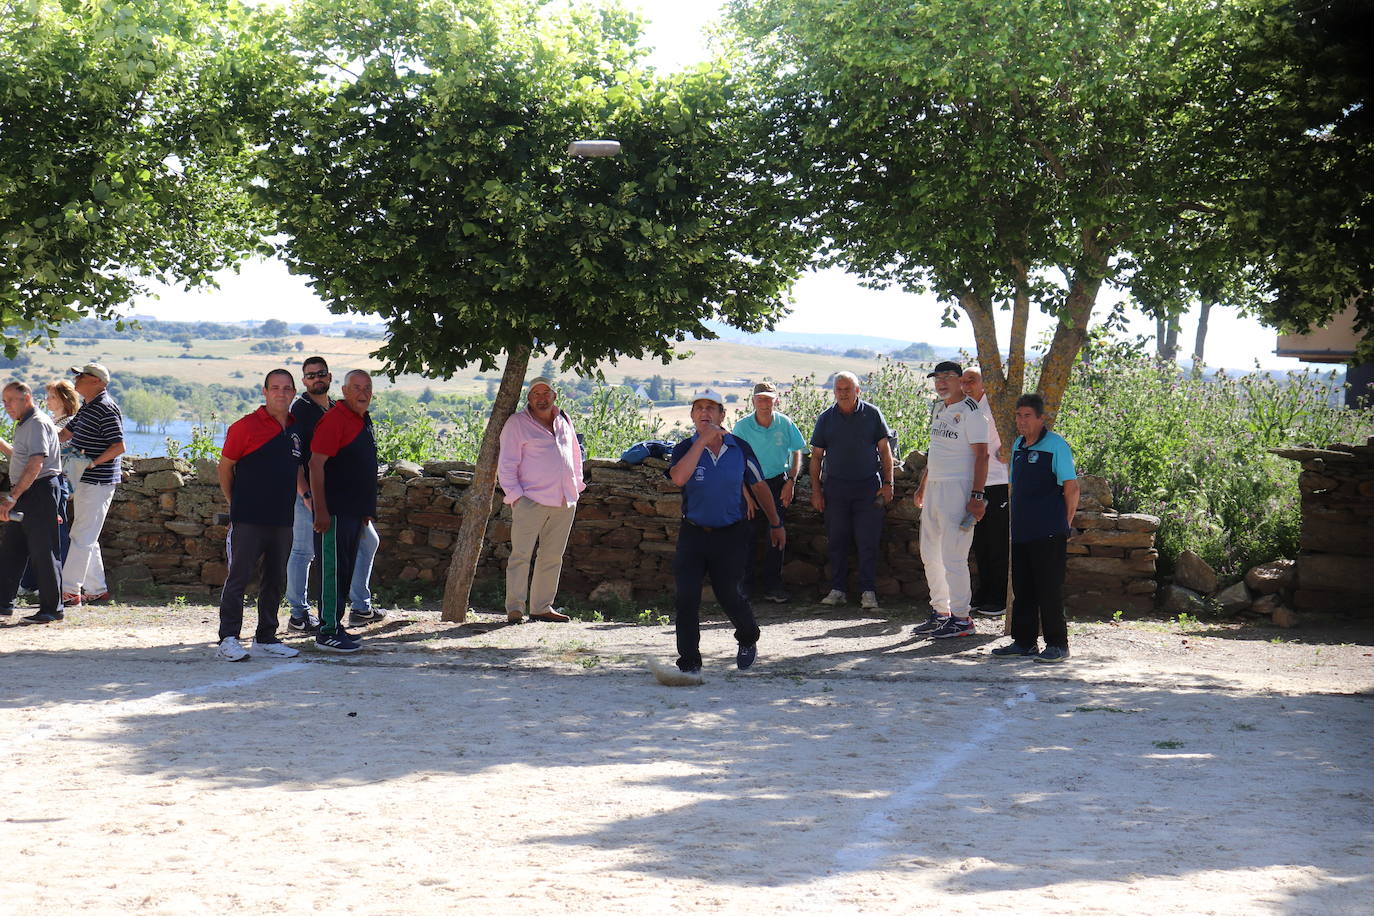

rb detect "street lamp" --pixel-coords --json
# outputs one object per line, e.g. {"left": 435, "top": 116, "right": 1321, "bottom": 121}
{"left": 567, "top": 140, "right": 621, "bottom": 157}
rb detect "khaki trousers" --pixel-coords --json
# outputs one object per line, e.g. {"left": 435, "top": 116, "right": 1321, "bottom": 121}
{"left": 505, "top": 497, "right": 577, "bottom": 615}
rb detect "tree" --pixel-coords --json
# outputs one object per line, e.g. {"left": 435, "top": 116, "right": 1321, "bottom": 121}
{"left": 122, "top": 387, "right": 178, "bottom": 433}
{"left": 540, "top": 359, "right": 558, "bottom": 380}
{"left": 264, "top": 0, "right": 809, "bottom": 620}
{"left": 0, "top": 0, "right": 278, "bottom": 357}
{"left": 727, "top": 0, "right": 1307, "bottom": 444}
{"left": 299, "top": 323, "right": 320, "bottom": 335}
{"left": 258, "top": 318, "right": 289, "bottom": 337}
{"left": 892, "top": 342, "right": 936, "bottom": 362}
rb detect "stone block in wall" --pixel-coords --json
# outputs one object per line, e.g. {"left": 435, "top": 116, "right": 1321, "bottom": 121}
{"left": 783, "top": 559, "right": 820, "bottom": 585}
{"left": 108, "top": 563, "right": 153, "bottom": 589}
{"left": 144, "top": 554, "right": 183, "bottom": 569}
{"left": 1297, "top": 555, "right": 1374, "bottom": 595}
{"left": 1071, "top": 529, "right": 1157, "bottom": 549}
{"left": 1126, "top": 579, "right": 1157, "bottom": 595}
{"left": 1173, "top": 549, "right": 1219, "bottom": 594}
{"left": 1115, "top": 513, "right": 1161, "bottom": 532}
{"left": 1067, "top": 555, "right": 1155, "bottom": 577}
{"left": 164, "top": 520, "right": 205, "bottom": 537}
{"left": 144, "top": 470, "right": 185, "bottom": 491}
{"left": 379, "top": 478, "right": 407, "bottom": 501}
{"left": 110, "top": 500, "right": 154, "bottom": 522}
{"left": 1065, "top": 593, "right": 1153, "bottom": 614}
{"left": 599, "top": 527, "right": 643, "bottom": 549}
{"left": 654, "top": 496, "right": 682, "bottom": 518}
{"left": 1077, "top": 475, "right": 1114, "bottom": 509}
{"left": 588, "top": 579, "right": 634, "bottom": 603}
{"left": 1066, "top": 542, "right": 1090, "bottom": 555}
{"left": 185, "top": 538, "right": 223, "bottom": 560}
{"left": 1300, "top": 520, "right": 1374, "bottom": 555}
{"left": 1090, "top": 546, "right": 1126, "bottom": 558}
{"left": 1073, "top": 511, "right": 1116, "bottom": 530}
{"left": 408, "top": 511, "right": 464, "bottom": 532}
{"left": 131, "top": 457, "right": 191, "bottom": 475}
{"left": 428, "top": 530, "right": 453, "bottom": 550}
{"left": 200, "top": 561, "right": 228, "bottom": 585}
{"left": 1244, "top": 559, "right": 1295, "bottom": 595}
{"left": 193, "top": 458, "right": 219, "bottom": 480}
{"left": 422, "top": 460, "right": 474, "bottom": 477}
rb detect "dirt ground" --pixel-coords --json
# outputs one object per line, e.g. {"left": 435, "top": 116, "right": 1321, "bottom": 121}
{"left": 2, "top": 601, "right": 1371, "bottom": 915}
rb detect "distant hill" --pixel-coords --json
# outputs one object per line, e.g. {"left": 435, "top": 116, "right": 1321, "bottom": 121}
{"left": 701, "top": 321, "right": 964, "bottom": 358}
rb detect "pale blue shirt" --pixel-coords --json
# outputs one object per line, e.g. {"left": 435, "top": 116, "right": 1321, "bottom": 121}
{"left": 732, "top": 411, "right": 805, "bottom": 479}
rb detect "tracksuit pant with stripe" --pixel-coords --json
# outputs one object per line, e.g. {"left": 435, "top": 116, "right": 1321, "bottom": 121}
{"left": 314, "top": 514, "right": 366, "bottom": 635}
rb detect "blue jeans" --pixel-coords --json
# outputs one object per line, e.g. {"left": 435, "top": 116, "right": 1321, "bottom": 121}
{"left": 286, "top": 494, "right": 379, "bottom": 616}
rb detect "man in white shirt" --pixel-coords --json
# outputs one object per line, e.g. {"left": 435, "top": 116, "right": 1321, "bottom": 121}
{"left": 912, "top": 361, "right": 989, "bottom": 638}
{"left": 962, "top": 368, "right": 1010, "bottom": 616}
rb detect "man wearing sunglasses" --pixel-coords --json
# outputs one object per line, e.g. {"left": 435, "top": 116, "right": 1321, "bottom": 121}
{"left": 58, "top": 363, "right": 124, "bottom": 607}
{"left": 285, "top": 357, "right": 382, "bottom": 632}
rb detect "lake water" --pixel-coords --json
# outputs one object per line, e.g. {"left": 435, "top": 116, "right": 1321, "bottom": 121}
{"left": 123, "top": 419, "right": 227, "bottom": 458}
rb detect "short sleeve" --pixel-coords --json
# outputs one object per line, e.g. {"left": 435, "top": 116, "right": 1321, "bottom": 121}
{"left": 966, "top": 408, "right": 990, "bottom": 445}
{"left": 310, "top": 411, "right": 345, "bottom": 458}
{"left": 868, "top": 405, "right": 893, "bottom": 442}
{"left": 786, "top": 417, "right": 805, "bottom": 451}
{"left": 809, "top": 410, "right": 829, "bottom": 449}
{"left": 1053, "top": 437, "right": 1077, "bottom": 484}
{"left": 221, "top": 417, "right": 251, "bottom": 461}
{"left": 665, "top": 438, "right": 693, "bottom": 479}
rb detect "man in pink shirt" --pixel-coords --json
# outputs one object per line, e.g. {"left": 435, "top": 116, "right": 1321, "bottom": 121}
{"left": 497, "top": 377, "right": 586, "bottom": 623}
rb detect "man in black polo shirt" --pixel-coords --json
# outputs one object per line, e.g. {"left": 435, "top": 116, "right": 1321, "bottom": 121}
{"left": 309, "top": 370, "right": 378, "bottom": 654}
{"left": 808, "top": 371, "right": 895, "bottom": 610}
{"left": 214, "top": 369, "right": 304, "bottom": 662}
{"left": 0, "top": 382, "right": 65, "bottom": 624}
{"left": 286, "top": 356, "right": 383, "bottom": 631}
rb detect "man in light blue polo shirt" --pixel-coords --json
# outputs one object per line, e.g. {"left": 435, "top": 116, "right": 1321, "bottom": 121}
{"left": 667, "top": 389, "right": 785, "bottom": 674}
{"left": 732, "top": 381, "right": 805, "bottom": 603}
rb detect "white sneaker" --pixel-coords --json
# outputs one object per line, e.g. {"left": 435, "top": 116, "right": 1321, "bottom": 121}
{"left": 216, "top": 636, "right": 249, "bottom": 662}
{"left": 860, "top": 591, "right": 880, "bottom": 610}
{"left": 820, "top": 589, "right": 846, "bottom": 606}
{"left": 254, "top": 641, "right": 300, "bottom": 659}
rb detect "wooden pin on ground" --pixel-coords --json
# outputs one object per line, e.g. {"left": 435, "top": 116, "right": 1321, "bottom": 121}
{"left": 648, "top": 659, "right": 703, "bottom": 687}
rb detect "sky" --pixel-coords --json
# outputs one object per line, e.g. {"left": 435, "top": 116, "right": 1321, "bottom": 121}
{"left": 131, "top": 0, "right": 1308, "bottom": 371}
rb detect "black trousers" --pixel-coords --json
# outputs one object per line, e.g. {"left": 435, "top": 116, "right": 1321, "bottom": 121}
{"left": 1011, "top": 534, "right": 1069, "bottom": 649}
{"left": 823, "top": 477, "right": 883, "bottom": 592}
{"left": 743, "top": 474, "right": 787, "bottom": 597}
{"left": 673, "top": 520, "right": 761, "bottom": 671}
{"left": 219, "top": 522, "right": 292, "bottom": 642}
{"left": 971, "top": 483, "right": 1009, "bottom": 607}
{"left": 315, "top": 514, "right": 365, "bottom": 635}
{"left": 0, "top": 476, "right": 63, "bottom": 615}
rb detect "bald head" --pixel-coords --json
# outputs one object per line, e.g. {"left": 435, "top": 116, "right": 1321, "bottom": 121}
{"left": 960, "top": 369, "right": 985, "bottom": 401}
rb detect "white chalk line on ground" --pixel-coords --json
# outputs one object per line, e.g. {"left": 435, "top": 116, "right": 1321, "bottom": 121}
{"left": 830, "top": 686, "right": 1038, "bottom": 874}
{"left": 7, "top": 661, "right": 307, "bottom": 753}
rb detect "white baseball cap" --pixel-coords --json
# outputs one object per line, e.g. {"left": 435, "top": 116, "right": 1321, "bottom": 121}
{"left": 690, "top": 388, "right": 725, "bottom": 407}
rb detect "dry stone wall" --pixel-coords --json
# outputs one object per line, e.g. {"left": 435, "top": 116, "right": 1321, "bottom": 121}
{"left": 91, "top": 455, "right": 1158, "bottom": 612}
{"left": 1273, "top": 438, "right": 1374, "bottom": 613}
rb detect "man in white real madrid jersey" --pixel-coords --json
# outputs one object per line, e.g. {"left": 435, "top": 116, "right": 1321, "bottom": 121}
{"left": 912, "top": 361, "right": 990, "bottom": 638}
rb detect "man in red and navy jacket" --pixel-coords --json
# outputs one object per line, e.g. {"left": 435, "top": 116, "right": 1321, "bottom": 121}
{"left": 215, "top": 369, "right": 305, "bottom": 662}
{"left": 308, "top": 369, "right": 378, "bottom": 654}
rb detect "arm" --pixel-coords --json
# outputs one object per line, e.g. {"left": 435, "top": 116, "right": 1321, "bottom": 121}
{"left": 808, "top": 447, "right": 825, "bottom": 511}
{"left": 668, "top": 434, "right": 715, "bottom": 487}
{"left": 877, "top": 437, "right": 894, "bottom": 504}
{"left": 780, "top": 449, "right": 802, "bottom": 507}
{"left": 496, "top": 419, "right": 524, "bottom": 504}
{"left": 90, "top": 440, "right": 125, "bottom": 467}
{"left": 1, "top": 455, "right": 46, "bottom": 521}
{"left": 0, "top": 438, "right": 11, "bottom": 457}
{"left": 217, "top": 457, "right": 237, "bottom": 505}
{"left": 309, "top": 452, "right": 330, "bottom": 532}
{"left": 967, "top": 442, "right": 989, "bottom": 520}
{"left": 1062, "top": 479, "right": 1080, "bottom": 530}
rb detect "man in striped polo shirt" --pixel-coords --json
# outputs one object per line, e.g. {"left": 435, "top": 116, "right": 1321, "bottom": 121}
{"left": 308, "top": 370, "right": 378, "bottom": 654}
{"left": 214, "top": 369, "right": 305, "bottom": 662}
{"left": 58, "top": 363, "right": 125, "bottom": 606}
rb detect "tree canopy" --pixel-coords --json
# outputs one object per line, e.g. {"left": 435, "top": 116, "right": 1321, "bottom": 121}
{"left": 263, "top": 0, "right": 811, "bottom": 617}
{"left": 725, "top": 0, "right": 1369, "bottom": 435}
{"left": 0, "top": 0, "right": 279, "bottom": 356}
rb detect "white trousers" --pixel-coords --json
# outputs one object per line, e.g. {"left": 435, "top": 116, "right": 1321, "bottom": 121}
{"left": 919, "top": 478, "right": 976, "bottom": 617}
{"left": 62, "top": 480, "right": 116, "bottom": 595}
{"left": 505, "top": 497, "right": 577, "bottom": 615}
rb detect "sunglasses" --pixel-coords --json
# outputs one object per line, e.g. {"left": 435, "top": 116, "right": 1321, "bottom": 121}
{"left": 303, "top": 370, "right": 330, "bottom": 380}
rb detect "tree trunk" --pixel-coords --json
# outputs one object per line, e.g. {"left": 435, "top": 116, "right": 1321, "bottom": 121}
{"left": 1155, "top": 317, "right": 1179, "bottom": 361}
{"left": 1037, "top": 270, "right": 1102, "bottom": 425}
{"left": 440, "top": 344, "right": 531, "bottom": 622}
{"left": 1192, "top": 300, "right": 1212, "bottom": 363}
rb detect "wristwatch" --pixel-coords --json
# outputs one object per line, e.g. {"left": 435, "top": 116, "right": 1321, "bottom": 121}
{"left": 970, "top": 491, "right": 986, "bottom": 501}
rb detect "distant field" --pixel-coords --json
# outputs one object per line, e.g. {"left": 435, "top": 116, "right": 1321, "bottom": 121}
{"left": 30, "top": 334, "right": 914, "bottom": 405}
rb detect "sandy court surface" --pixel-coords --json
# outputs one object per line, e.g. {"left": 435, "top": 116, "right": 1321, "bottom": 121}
{"left": 2, "top": 607, "right": 1372, "bottom": 915}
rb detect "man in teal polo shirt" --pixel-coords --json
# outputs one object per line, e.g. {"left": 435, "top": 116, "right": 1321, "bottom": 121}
{"left": 992, "top": 393, "right": 1080, "bottom": 663}
{"left": 731, "top": 381, "right": 805, "bottom": 603}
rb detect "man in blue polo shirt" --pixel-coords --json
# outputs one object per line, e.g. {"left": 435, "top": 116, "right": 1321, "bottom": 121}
{"left": 809, "top": 371, "right": 894, "bottom": 610}
{"left": 992, "top": 393, "right": 1080, "bottom": 663}
{"left": 667, "top": 389, "right": 785, "bottom": 674}
{"left": 215, "top": 369, "right": 305, "bottom": 662}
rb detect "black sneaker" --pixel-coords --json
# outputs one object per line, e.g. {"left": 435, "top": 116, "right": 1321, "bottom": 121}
{"left": 736, "top": 643, "right": 757, "bottom": 670}
{"left": 679, "top": 664, "right": 702, "bottom": 675}
{"left": 288, "top": 613, "right": 320, "bottom": 633}
{"left": 990, "top": 642, "right": 1037, "bottom": 658}
{"left": 349, "top": 607, "right": 387, "bottom": 624}
{"left": 21, "top": 610, "right": 64, "bottom": 624}
{"left": 930, "top": 616, "right": 976, "bottom": 639}
{"left": 913, "top": 612, "right": 949, "bottom": 635}
{"left": 0, "top": 607, "right": 12, "bottom": 617}
{"left": 1034, "top": 646, "right": 1071, "bottom": 663}
{"left": 973, "top": 603, "right": 1007, "bottom": 617}
{"left": 315, "top": 630, "right": 361, "bottom": 653}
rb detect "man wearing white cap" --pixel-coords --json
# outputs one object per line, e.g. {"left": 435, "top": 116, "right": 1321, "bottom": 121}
{"left": 666, "top": 389, "right": 783, "bottom": 673}
{"left": 58, "top": 363, "right": 124, "bottom": 606}
{"left": 498, "top": 376, "right": 585, "bottom": 623}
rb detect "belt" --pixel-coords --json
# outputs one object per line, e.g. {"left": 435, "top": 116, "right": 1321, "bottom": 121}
{"left": 683, "top": 519, "right": 743, "bottom": 533}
